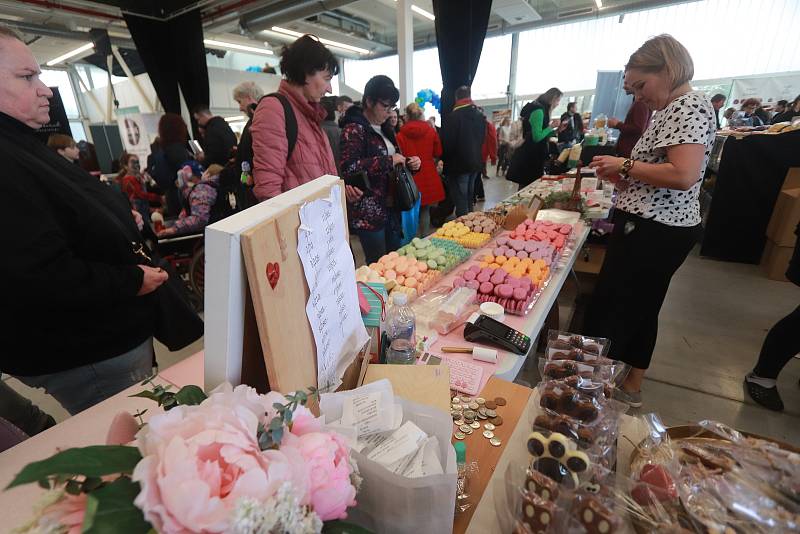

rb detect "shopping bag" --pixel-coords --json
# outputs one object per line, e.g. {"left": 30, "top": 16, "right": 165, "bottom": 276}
{"left": 400, "top": 196, "right": 421, "bottom": 246}
{"left": 322, "top": 396, "right": 457, "bottom": 534}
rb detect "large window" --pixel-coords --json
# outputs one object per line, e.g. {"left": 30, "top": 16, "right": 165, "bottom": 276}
{"left": 516, "top": 0, "right": 800, "bottom": 95}
{"left": 342, "top": 34, "right": 511, "bottom": 103}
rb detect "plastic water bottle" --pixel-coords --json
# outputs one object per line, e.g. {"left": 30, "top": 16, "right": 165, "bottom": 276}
{"left": 386, "top": 293, "right": 416, "bottom": 365}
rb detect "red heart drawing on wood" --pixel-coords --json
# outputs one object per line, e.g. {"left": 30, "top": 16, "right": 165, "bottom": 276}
{"left": 266, "top": 262, "right": 280, "bottom": 290}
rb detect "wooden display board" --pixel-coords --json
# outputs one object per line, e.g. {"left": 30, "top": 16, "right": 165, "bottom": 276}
{"left": 204, "top": 175, "right": 364, "bottom": 396}
{"left": 239, "top": 180, "right": 354, "bottom": 395}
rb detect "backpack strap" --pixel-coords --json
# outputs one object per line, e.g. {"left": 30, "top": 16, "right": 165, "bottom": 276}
{"left": 260, "top": 92, "right": 298, "bottom": 161}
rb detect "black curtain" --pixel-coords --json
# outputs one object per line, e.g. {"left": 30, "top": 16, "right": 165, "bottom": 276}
{"left": 123, "top": 9, "right": 209, "bottom": 138}
{"left": 701, "top": 129, "right": 800, "bottom": 263}
{"left": 432, "top": 0, "right": 492, "bottom": 121}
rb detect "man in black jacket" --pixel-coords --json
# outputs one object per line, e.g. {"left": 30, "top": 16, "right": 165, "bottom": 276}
{"left": 193, "top": 105, "right": 238, "bottom": 166}
{"left": 440, "top": 86, "right": 486, "bottom": 216}
{"left": 0, "top": 26, "right": 169, "bottom": 417}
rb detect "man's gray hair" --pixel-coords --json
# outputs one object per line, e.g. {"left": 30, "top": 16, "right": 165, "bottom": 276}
{"left": 0, "top": 24, "right": 23, "bottom": 42}
{"left": 232, "top": 81, "right": 264, "bottom": 102}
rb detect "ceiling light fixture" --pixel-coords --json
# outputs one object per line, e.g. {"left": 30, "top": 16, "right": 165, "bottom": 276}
{"left": 204, "top": 39, "right": 274, "bottom": 55}
{"left": 595, "top": 0, "right": 603, "bottom": 7}
{"left": 46, "top": 42, "right": 94, "bottom": 66}
{"left": 269, "top": 26, "right": 370, "bottom": 55}
{"left": 391, "top": 0, "right": 436, "bottom": 21}
{"left": 411, "top": 5, "right": 435, "bottom": 20}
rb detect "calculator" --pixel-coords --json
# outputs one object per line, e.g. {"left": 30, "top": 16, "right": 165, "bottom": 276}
{"left": 463, "top": 315, "right": 531, "bottom": 355}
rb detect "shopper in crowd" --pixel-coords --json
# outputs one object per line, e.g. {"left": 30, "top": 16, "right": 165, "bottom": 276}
{"left": 251, "top": 35, "right": 338, "bottom": 201}
{"left": 192, "top": 105, "right": 237, "bottom": 166}
{"left": 119, "top": 152, "right": 161, "bottom": 218}
{"left": 397, "top": 101, "right": 443, "bottom": 236}
{"left": 232, "top": 80, "right": 264, "bottom": 173}
{"left": 481, "top": 113, "right": 497, "bottom": 181}
{"left": 558, "top": 102, "right": 584, "bottom": 147}
{"left": 320, "top": 96, "right": 341, "bottom": 174}
{"left": 723, "top": 106, "right": 735, "bottom": 123}
{"left": 710, "top": 93, "right": 726, "bottom": 129}
{"left": 772, "top": 94, "right": 800, "bottom": 124}
{"left": 771, "top": 99, "right": 788, "bottom": 121}
{"left": 754, "top": 101, "right": 770, "bottom": 126}
{"left": 47, "top": 133, "right": 80, "bottom": 163}
{"left": 585, "top": 34, "right": 716, "bottom": 408}
{"left": 340, "top": 75, "right": 421, "bottom": 263}
{"left": 159, "top": 163, "right": 221, "bottom": 237}
{"left": 733, "top": 98, "right": 764, "bottom": 127}
{"left": 336, "top": 95, "right": 353, "bottom": 125}
{"left": 440, "top": 85, "right": 486, "bottom": 216}
{"left": 0, "top": 25, "right": 166, "bottom": 416}
{"left": 149, "top": 113, "right": 191, "bottom": 216}
{"left": 744, "top": 222, "right": 800, "bottom": 411}
{"left": 608, "top": 97, "right": 652, "bottom": 158}
{"left": 507, "top": 87, "right": 563, "bottom": 190}
{"left": 496, "top": 117, "right": 511, "bottom": 176}
{"left": 388, "top": 107, "right": 401, "bottom": 134}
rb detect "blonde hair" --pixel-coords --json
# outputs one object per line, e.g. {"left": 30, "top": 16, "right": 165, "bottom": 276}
{"left": 405, "top": 102, "right": 424, "bottom": 120}
{"left": 626, "top": 34, "right": 694, "bottom": 89}
{"left": 206, "top": 164, "right": 224, "bottom": 177}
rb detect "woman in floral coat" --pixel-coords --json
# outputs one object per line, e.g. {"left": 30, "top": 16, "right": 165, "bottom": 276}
{"left": 340, "top": 75, "right": 420, "bottom": 263}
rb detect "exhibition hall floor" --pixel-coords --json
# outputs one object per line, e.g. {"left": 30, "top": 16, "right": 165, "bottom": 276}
{"left": 7, "top": 170, "right": 799, "bottom": 445}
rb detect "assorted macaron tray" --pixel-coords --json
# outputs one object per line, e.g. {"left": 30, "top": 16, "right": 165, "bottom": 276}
{"left": 450, "top": 259, "right": 551, "bottom": 316}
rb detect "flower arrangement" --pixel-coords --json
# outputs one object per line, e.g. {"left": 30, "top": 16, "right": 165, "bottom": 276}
{"left": 7, "top": 381, "right": 366, "bottom": 534}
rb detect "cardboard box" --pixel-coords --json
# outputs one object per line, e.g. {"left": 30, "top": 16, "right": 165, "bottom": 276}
{"left": 761, "top": 239, "right": 793, "bottom": 281}
{"left": 767, "top": 188, "right": 800, "bottom": 247}
{"left": 784, "top": 167, "right": 800, "bottom": 191}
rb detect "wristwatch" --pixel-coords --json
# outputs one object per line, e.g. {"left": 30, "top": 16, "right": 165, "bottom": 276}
{"left": 619, "top": 158, "right": 634, "bottom": 177}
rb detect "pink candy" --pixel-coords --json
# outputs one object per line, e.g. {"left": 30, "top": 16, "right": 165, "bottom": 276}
{"left": 513, "top": 288, "right": 528, "bottom": 300}
{"left": 477, "top": 272, "right": 491, "bottom": 283}
{"left": 463, "top": 270, "right": 477, "bottom": 281}
{"left": 466, "top": 280, "right": 480, "bottom": 290}
{"left": 496, "top": 284, "right": 514, "bottom": 298}
{"left": 479, "top": 282, "right": 494, "bottom": 294}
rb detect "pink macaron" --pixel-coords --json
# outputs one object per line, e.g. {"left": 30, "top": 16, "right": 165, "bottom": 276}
{"left": 479, "top": 281, "right": 494, "bottom": 294}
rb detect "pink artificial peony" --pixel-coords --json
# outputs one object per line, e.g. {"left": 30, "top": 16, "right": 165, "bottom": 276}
{"left": 289, "top": 404, "right": 323, "bottom": 437}
{"left": 40, "top": 492, "right": 87, "bottom": 534}
{"left": 292, "top": 431, "right": 356, "bottom": 521}
{"left": 132, "top": 386, "right": 307, "bottom": 534}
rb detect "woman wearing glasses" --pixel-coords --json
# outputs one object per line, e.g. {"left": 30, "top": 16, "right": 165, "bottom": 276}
{"left": 340, "top": 75, "right": 421, "bottom": 263}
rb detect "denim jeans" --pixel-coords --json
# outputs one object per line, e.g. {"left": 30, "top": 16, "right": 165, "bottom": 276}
{"left": 0, "top": 379, "right": 56, "bottom": 436}
{"left": 449, "top": 173, "right": 477, "bottom": 217}
{"left": 14, "top": 337, "right": 155, "bottom": 415}
{"left": 356, "top": 226, "right": 401, "bottom": 264}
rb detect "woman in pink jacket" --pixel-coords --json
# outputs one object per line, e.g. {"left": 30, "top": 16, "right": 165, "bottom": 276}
{"left": 251, "top": 35, "right": 339, "bottom": 201}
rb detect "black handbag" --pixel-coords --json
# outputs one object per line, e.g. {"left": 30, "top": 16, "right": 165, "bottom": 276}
{"left": 95, "top": 206, "right": 204, "bottom": 353}
{"left": 393, "top": 163, "right": 420, "bottom": 211}
{"left": 132, "top": 245, "right": 205, "bottom": 352}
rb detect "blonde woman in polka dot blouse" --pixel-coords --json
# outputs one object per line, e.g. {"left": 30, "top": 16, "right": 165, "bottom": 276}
{"left": 584, "top": 34, "right": 716, "bottom": 408}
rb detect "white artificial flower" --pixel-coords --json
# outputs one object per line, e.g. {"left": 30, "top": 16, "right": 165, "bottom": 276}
{"left": 231, "top": 482, "right": 322, "bottom": 534}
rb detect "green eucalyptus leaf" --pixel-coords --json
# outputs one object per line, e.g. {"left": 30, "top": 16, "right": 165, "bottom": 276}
{"left": 174, "top": 385, "right": 207, "bottom": 406}
{"left": 81, "top": 478, "right": 151, "bottom": 534}
{"left": 128, "top": 391, "right": 162, "bottom": 402}
{"left": 7, "top": 446, "right": 142, "bottom": 489}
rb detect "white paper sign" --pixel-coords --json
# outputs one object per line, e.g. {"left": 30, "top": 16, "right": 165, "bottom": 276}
{"left": 297, "top": 185, "right": 369, "bottom": 393}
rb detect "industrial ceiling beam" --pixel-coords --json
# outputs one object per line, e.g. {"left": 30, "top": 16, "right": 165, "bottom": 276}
{"left": 238, "top": 0, "right": 358, "bottom": 33}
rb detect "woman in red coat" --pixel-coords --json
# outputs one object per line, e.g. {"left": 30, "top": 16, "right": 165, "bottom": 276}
{"left": 397, "top": 102, "right": 443, "bottom": 236}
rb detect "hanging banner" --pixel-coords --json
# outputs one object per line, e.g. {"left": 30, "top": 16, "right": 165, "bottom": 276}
{"left": 116, "top": 106, "right": 151, "bottom": 162}
{"left": 35, "top": 87, "right": 72, "bottom": 143}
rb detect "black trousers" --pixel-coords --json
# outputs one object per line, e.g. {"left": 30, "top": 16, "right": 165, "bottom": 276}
{"left": 753, "top": 305, "right": 800, "bottom": 379}
{"left": 584, "top": 210, "right": 700, "bottom": 369}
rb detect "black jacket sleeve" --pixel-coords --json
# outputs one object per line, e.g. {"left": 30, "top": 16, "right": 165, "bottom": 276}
{"left": 0, "top": 179, "right": 144, "bottom": 309}
{"left": 202, "top": 119, "right": 237, "bottom": 166}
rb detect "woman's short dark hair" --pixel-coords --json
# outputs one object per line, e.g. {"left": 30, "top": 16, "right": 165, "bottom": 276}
{"left": 280, "top": 35, "right": 339, "bottom": 86}
{"left": 158, "top": 113, "right": 189, "bottom": 147}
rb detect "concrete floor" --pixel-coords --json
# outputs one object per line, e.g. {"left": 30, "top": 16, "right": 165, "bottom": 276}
{"left": 6, "top": 168, "right": 799, "bottom": 446}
